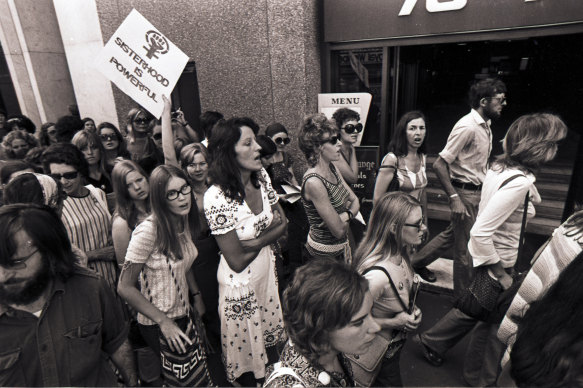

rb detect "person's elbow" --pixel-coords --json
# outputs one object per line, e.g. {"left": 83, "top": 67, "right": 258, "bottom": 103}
{"left": 329, "top": 222, "right": 348, "bottom": 239}
{"left": 344, "top": 173, "right": 358, "bottom": 184}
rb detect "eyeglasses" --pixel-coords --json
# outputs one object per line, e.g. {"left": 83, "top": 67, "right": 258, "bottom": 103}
{"left": 342, "top": 123, "right": 363, "bottom": 134}
{"left": 152, "top": 133, "right": 162, "bottom": 140}
{"left": 133, "top": 118, "right": 149, "bottom": 125}
{"left": 166, "top": 184, "right": 192, "bottom": 201}
{"left": 2, "top": 249, "right": 39, "bottom": 270}
{"left": 404, "top": 220, "right": 425, "bottom": 231}
{"left": 187, "top": 162, "right": 208, "bottom": 169}
{"left": 273, "top": 137, "right": 290, "bottom": 146}
{"left": 321, "top": 135, "right": 340, "bottom": 145}
{"left": 485, "top": 96, "right": 507, "bottom": 104}
{"left": 50, "top": 171, "right": 79, "bottom": 181}
{"left": 99, "top": 134, "right": 118, "bottom": 142}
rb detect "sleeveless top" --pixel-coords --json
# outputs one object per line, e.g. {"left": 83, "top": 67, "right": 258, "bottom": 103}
{"left": 380, "top": 152, "right": 427, "bottom": 201}
{"left": 301, "top": 163, "right": 350, "bottom": 245}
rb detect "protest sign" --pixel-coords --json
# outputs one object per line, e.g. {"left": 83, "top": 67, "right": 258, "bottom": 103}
{"left": 318, "top": 93, "right": 372, "bottom": 146}
{"left": 95, "top": 9, "right": 188, "bottom": 118}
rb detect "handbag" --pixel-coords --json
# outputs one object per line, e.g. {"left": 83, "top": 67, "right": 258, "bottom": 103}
{"left": 455, "top": 174, "right": 529, "bottom": 322}
{"left": 379, "top": 153, "right": 400, "bottom": 192}
{"left": 144, "top": 256, "right": 214, "bottom": 387}
{"left": 347, "top": 265, "right": 418, "bottom": 386}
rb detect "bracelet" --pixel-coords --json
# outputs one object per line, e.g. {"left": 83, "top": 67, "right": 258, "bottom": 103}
{"left": 345, "top": 209, "right": 354, "bottom": 221}
{"left": 449, "top": 193, "right": 459, "bottom": 199}
{"left": 182, "top": 121, "right": 189, "bottom": 127}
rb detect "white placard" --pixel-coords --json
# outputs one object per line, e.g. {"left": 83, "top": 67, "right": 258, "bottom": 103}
{"left": 318, "top": 93, "right": 372, "bottom": 146}
{"left": 94, "top": 9, "right": 189, "bottom": 118}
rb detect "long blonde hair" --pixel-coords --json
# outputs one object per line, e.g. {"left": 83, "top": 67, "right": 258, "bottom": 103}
{"left": 354, "top": 192, "right": 422, "bottom": 272}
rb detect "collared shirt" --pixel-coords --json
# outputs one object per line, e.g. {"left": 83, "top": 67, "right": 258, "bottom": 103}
{"left": 439, "top": 109, "right": 493, "bottom": 186}
{"left": 0, "top": 269, "right": 128, "bottom": 387}
{"left": 468, "top": 166, "right": 540, "bottom": 268}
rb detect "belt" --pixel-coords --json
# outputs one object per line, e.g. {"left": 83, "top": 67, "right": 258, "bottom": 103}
{"left": 451, "top": 180, "right": 482, "bottom": 191}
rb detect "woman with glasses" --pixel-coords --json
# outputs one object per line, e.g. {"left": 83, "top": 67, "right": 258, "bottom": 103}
{"left": 354, "top": 191, "right": 424, "bottom": 387}
{"left": 204, "top": 116, "right": 287, "bottom": 385}
{"left": 118, "top": 164, "right": 212, "bottom": 386}
{"left": 373, "top": 111, "right": 433, "bottom": 281}
{"left": 414, "top": 113, "right": 567, "bottom": 387}
{"left": 97, "top": 122, "right": 130, "bottom": 174}
{"left": 265, "top": 122, "right": 298, "bottom": 186}
{"left": 41, "top": 143, "right": 118, "bottom": 295}
{"left": 160, "top": 95, "right": 222, "bottom": 352}
{"left": 331, "top": 108, "right": 362, "bottom": 185}
{"left": 299, "top": 113, "right": 360, "bottom": 263}
{"left": 125, "top": 107, "right": 154, "bottom": 162}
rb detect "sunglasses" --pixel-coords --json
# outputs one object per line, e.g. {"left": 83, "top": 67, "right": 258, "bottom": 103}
{"left": 166, "top": 184, "right": 192, "bottom": 201}
{"left": 152, "top": 133, "right": 162, "bottom": 140}
{"left": 342, "top": 123, "right": 363, "bottom": 134}
{"left": 485, "top": 96, "right": 507, "bottom": 104}
{"left": 321, "top": 135, "right": 340, "bottom": 145}
{"left": 133, "top": 118, "right": 149, "bottom": 125}
{"left": 99, "top": 134, "right": 118, "bottom": 142}
{"left": 50, "top": 171, "right": 79, "bottom": 181}
{"left": 273, "top": 137, "right": 290, "bottom": 146}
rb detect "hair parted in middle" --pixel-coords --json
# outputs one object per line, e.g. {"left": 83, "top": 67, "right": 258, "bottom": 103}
{"left": 0, "top": 203, "right": 77, "bottom": 281}
{"left": 282, "top": 257, "right": 369, "bottom": 364}
{"left": 207, "top": 117, "right": 261, "bottom": 203}
{"left": 149, "top": 164, "right": 199, "bottom": 259}
{"left": 71, "top": 129, "right": 110, "bottom": 181}
{"left": 112, "top": 160, "right": 150, "bottom": 230}
{"left": 388, "top": 110, "right": 427, "bottom": 157}
{"left": 97, "top": 121, "right": 130, "bottom": 159}
{"left": 353, "top": 191, "right": 422, "bottom": 272}
{"left": 298, "top": 113, "right": 338, "bottom": 167}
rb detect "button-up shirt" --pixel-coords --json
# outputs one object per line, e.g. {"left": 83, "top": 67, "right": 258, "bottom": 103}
{"left": 0, "top": 269, "right": 128, "bottom": 386}
{"left": 439, "top": 109, "right": 493, "bottom": 186}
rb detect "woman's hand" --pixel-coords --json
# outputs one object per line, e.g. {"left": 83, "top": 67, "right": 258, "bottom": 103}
{"left": 498, "top": 273, "right": 513, "bottom": 290}
{"left": 159, "top": 316, "right": 192, "bottom": 354}
{"left": 394, "top": 310, "right": 422, "bottom": 332}
{"left": 161, "top": 94, "right": 172, "bottom": 114}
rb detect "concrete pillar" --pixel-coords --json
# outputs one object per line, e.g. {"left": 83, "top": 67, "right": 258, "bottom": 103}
{"left": 0, "top": 0, "right": 76, "bottom": 127}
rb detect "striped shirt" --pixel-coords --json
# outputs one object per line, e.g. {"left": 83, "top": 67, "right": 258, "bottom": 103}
{"left": 125, "top": 216, "right": 197, "bottom": 326}
{"left": 302, "top": 163, "right": 350, "bottom": 246}
{"left": 61, "top": 188, "right": 111, "bottom": 252}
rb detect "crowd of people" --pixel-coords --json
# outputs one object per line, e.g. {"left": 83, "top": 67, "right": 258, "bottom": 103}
{"left": 0, "top": 77, "right": 581, "bottom": 388}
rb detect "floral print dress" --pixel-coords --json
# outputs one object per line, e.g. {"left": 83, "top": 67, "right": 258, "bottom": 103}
{"left": 204, "top": 168, "right": 284, "bottom": 381}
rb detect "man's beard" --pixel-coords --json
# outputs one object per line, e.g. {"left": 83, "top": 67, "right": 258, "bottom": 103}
{"left": 0, "top": 258, "right": 51, "bottom": 306}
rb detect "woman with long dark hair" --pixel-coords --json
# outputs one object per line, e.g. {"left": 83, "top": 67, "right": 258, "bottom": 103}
{"left": 204, "top": 116, "right": 287, "bottom": 385}
{"left": 97, "top": 122, "right": 130, "bottom": 173}
{"left": 118, "top": 165, "right": 212, "bottom": 386}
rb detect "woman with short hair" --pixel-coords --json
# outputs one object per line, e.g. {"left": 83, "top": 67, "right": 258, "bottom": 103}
{"left": 299, "top": 113, "right": 360, "bottom": 263}
{"left": 264, "top": 258, "right": 380, "bottom": 387}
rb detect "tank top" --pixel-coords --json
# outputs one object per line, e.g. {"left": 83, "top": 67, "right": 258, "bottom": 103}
{"left": 301, "top": 164, "right": 350, "bottom": 245}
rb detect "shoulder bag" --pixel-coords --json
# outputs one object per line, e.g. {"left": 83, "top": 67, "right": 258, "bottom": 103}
{"left": 143, "top": 256, "right": 214, "bottom": 387}
{"left": 455, "top": 174, "right": 529, "bottom": 322}
{"left": 346, "top": 265, "right": 419, "bottom": 386}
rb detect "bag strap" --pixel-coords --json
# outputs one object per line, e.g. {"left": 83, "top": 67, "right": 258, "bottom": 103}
{"left": 496, "top": 173, "right": 529, "bottom": 265}
{"left": 363, "top": 265, "right": 408, "bottom": 312}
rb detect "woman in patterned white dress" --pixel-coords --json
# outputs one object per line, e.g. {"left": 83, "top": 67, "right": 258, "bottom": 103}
{"left": 204, "top": 117, "right": 287, "bottom": 385}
